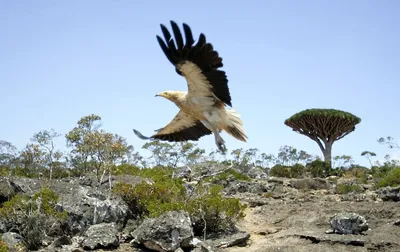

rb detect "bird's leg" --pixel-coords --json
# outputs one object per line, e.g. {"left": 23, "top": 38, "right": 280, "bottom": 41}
{"left": 214, "top": 132, "right": 227, "bottom": 154}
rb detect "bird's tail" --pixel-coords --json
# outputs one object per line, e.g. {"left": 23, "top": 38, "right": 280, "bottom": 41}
{"left": 224, "top": 109, "right": 248, "bottom": 142}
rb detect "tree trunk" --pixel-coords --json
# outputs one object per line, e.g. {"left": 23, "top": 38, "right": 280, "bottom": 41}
{"left": 323, "top": 142, "right": 333, "bottom": 168}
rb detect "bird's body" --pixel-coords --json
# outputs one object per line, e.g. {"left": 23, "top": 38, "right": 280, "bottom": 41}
{"left": 133, "top": 21, "right": 247, "bottom": 153}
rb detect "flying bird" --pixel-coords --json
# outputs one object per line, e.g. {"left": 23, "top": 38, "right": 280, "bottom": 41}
{"left": 133, "top": 21, "right": 247, "bottom": 153}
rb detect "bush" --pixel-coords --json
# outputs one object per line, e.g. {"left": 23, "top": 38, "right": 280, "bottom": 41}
{"left": 335, "top": 183, "right": 364, "bottom": 194}
{"left": 290, "top": 164, "right": 306, "bottom": 178}
{"left": 269, "top": 164, "right": 306, "bottom": 178}
{"left": 186, "top": 183, "right": 247, "bottom": 234}
{"left": 113, "top": 169, "right": 247, "bottom": 234}
{"left": 307, "top": 160, "right": 332, "bottom": 178}
{"left": 370, "top": 165, "right": 392, "bottom": 179}
{"left": 343, "top": 166, "right": 369, "bottom": 184}
{"left": 111, "top": 164, "right": 141, "bottom": 176}
{"left": 0, "top": 167, "right": 10, "bottom": 177}
{"left": 269, "top": 165, "right": 291, "bottom": 178}
{"left": 113, "top": 176, "right": 186, "bottom": 218}
{"left": 377, "top": 167, "right": 400, "bottom": 188}
{"left": 0, "top": 187, "right": 68, "bottom": 250}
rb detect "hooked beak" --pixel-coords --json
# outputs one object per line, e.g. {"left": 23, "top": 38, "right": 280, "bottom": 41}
{"left": 155, "top": 92, "right": 163, "bottom": 97}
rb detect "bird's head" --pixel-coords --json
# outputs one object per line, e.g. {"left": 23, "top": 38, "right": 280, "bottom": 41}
{"left": 155, "top": 91, "right": 178, "bottom": 102}
{"left": 155, "top": 91, "right": 185, "bottom": 102}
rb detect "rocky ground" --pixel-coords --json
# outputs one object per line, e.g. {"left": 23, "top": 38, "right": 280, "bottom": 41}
{"left": 0, "top": 167, "right": 399, "bottom": 252}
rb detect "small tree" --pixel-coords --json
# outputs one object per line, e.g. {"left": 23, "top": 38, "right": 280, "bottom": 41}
{"left": 31, "top": 129, "right": 62, "bottom": 180}
{"left": 66, "top": 114, "right": 103, "bottom": 173}
{"left": 0, "top": 140, "right": 18, "bottom": 168}
{"left": 284, "top": 108, "right": 361, "bottom": 168}
{"left": 20, "top": 143, "right": 46, "bottom": 175}
{"left": 361, "top": 151, "right": 376, "bottom": 167}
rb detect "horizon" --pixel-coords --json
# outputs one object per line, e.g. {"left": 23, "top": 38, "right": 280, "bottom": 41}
{"left": 1, "top": 1, "right": 399, "bottom": 167}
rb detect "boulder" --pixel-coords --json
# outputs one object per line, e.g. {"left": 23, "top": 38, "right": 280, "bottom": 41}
{"left": 80, "top": 223, "right": 119, "bottom": 250}
{"left": 131, "top": 210, "right": 194, "bottom": 252}
{"left": 246, "top": 167, "right": 268, "bottom": 179}
{"left": 376, "top": 186, "right": 400, "bottom": 202}
{"left": 1, "top": 232, "right": 24, "bottom": 248}
{"left": 326, "top": 212, "right": 369, "bottom": 235}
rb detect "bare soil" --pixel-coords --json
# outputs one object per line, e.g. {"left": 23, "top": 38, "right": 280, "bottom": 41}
{"left": 227, "top": 195, "right": 400, "bottom": 252}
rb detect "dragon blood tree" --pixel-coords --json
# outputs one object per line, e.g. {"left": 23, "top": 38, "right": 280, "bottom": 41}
{"left": 284, "top": 109, "right": 361, "bottom": 168}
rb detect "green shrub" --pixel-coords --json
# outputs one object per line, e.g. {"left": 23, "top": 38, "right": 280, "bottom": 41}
{"left": 269, "top": 165, "right": 291, "bottom": 178}
{"left": 45, "top": 167, "right": 71, "bottom": 179}
{"left": 32, "top": 187, "right": 68, "bottom": 219}
{"left": 343, "top": 166, "right": 368, "bottom": 184}
{"left": 186, "top": 183, "right": 247, "bottom": 234}
{"left": 370, "top": 165, "right": 392, "bottom": 179}
{"left": 112, "top": 164, "right": 141, "bottom": 176}
{"left": 113, "top": 170, "right": 247, "bottom": 234}
{"left": 0, "top": 167, "right": 10, "bottom": 177}
{"left": 0, "top": 188, "right": 68, "bottom": 250}
{"left": 0, "top": 187, "right": 67, "bottom": 220}
{"left": 335, "top": 183, "right": 364, "bottom": 194}
{"left": 269, "top": 164, "right": 306, "bottom": 178}
{"left": 377, "top": 167, "right": 400, "bottom": 188}
{"left": 113, "top": 176, "right": 186, "bottom": 218}
{"left": 0, "top": 193, "right": 30, "bottom": 219}
{"left": 290, "top": 164, "right": 306, "bottom": 178}
{"left": 307, "top": 160, "right": 331, "bottom": 178}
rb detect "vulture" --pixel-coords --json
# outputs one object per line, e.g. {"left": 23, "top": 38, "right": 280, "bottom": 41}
{"left": 133, "top": 20, "right": 247, "bottom": 153}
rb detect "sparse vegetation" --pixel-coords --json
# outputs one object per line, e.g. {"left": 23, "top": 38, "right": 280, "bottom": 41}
{"left": 113, "top": 172, "right": 247, "bottom": 234}
{"left": 335, "top": 183, "right": 364, "bottom": 194}
{"left": 0, "top": 187, "right": 68, "bottom": 250}
{"left": 377, "top": 168, "right": 400, "bottom": 188}
{"left": 1, "top": 113, "right": 400, "bottom": 249}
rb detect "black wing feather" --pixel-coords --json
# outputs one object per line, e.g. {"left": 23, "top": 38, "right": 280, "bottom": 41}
{"left": 133, "top": 122, "right": 212, "bottom": 142}
{"left": 157, "top": 20, "right": 232, "bottom": 107}
{"left": 171, "top": 21, "right": 184, "bottom": 50}
{"left": 156, "top": 36, "right": 175, "bottom": 65}
{"left": 154, "top": 121, "right": 212, "bottom": 142}
{"left": 182, "top": 23, "right": 195, "bottom": 47}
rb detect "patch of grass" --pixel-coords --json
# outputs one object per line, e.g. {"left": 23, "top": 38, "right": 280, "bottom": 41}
{"left": 377, "top": 167, "right": 400, "bottom": 188}
{"left": 335, "top": 183, "right": 364, "bottom": 194}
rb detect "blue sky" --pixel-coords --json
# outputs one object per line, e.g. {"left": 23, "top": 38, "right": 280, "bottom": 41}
{"left": 1, "top": 0, "right": 399, "bottom": 167}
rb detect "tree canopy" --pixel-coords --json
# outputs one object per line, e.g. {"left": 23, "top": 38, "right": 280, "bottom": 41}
{"left": 284, "top": 108, "right": 361, "bottom": 167}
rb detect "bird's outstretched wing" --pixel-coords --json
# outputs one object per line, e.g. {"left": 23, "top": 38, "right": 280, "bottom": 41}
{"left": 156, "top": 21, "right": 232, "bottom": 107}
{"left": 133, "top": 110, "right": 212, "bottom": 142}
